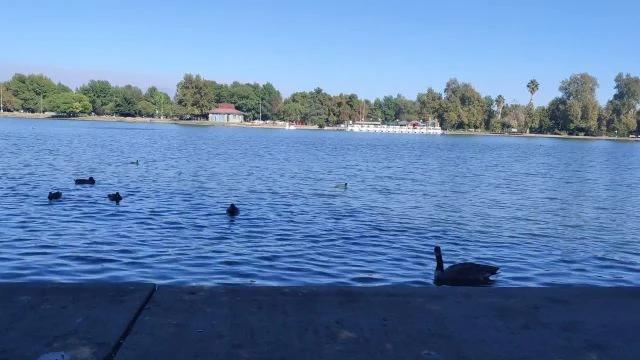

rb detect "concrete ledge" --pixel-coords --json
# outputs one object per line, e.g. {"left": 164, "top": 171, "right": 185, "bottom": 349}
{"left": 0, "top": 282, "right": 155, "bottom": 360}
{"left": 1, "top": 284, "right": 639, "bottom": 359}
{"left": 116, "top": 286, "right": 640, "bottom": 360}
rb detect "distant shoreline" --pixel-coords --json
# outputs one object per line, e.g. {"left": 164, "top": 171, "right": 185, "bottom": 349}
{"left": 0, "top": 111, "right": 321, "bottom": 130}
{"left": 1, "top": 112, "right": 638, "bottom": 141}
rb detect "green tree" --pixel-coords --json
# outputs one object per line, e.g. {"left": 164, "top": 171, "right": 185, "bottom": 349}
{"left": 45, "top": 92, "right": 92, "bottom": 116}
{"left": 558, "top": 73, "right": 600, "bottom": 134}
{"left": 144, "top": 86, "right": 172, "bottom": 118}
{"left": 78, "top": 80, "right": 114, "bottom": 115}
{"left": 304, "top": 88, "right": 328, "bottom": 125}
{"left": 417, "top": 88, "right": 444, "bottom": 121}
{"left": 604, "top": 73, "right": 640, "bottom": 135}
{"left": 536, "top": 106, "right": 551, "bottom": 133}
{"left": 260, "top": 82, "right": 283, "bottom": 120}
{"left": 547, "top": 97, "right": 569, "bottom": 133}
{"left": 7, "top": 73, "right": 63, "bottom": 112}
{"left": 369, "top": 98, "right": 384, "bottom": 122}
{"left": 112, "top": 85, "right": 144, "bottom": 117}
{"left": 175, "top": 73, "right": 213, "bottom": 119}
{"left": 1, "top": 82, "right": 21, "bottom": 111}
{"left": 282, "top": 92, "right": 309, "bottom": 122}
{"left": 483, "top": 96, "right": 495, "bottom": 130}
{"left": 442, "top": 78, "right": 485, "bottom": 129}
{"left": 227, "top": 82, "right": 260, "bottom": 120}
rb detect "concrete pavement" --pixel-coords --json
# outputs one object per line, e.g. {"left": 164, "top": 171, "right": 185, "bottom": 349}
{"left": 0, "top": 282, "right": 154, "bottom": 360}
{"left": 1, "top": 284, "right": 639, "bottom": 360}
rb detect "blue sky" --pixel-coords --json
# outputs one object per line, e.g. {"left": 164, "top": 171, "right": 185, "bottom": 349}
{"left": 1, "top": 0, "right": 638, "bottom": 105}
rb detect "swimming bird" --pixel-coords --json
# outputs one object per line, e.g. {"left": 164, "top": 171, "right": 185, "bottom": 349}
{"left": 74, "top": 176, "right": 95, "bottom": 185}
{"left": 433, "top": 246, "right": 499, "bottom": 286}
{"left": 130, "top": 160, "right": 139, "bottom": 165}
{"left": 48, "top": 191, "right": 62, "bottom": 201}
{"left": 335, "top": 182, "right": 348, "bottom": 189}
{"left": 226, "top": 203, "right": 239, "bottom": 216}
{"left": 107, "top": 192, "right": 123, "bottom": 204}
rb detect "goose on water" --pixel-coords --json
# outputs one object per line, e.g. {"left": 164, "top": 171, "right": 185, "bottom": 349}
{"left": 433, "top": 246, "right": 499, "bottom": 286}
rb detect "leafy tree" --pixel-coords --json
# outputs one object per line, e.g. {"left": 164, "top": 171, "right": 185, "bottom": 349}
{"left": 282, "top": 92, "right": 309, "bottom": 122}
{"left": 442, "top": 78, "right": 485, "bottom": 129}
{"left": 416, "top": 88, "right": 444, "bottom": 121}
{"left": 227, "top": 82, "right": 260, "bottom": 120}
{"left": 547, "top": 97, "right": 569, "bottom": 133}
{"left": 558, "top": 73, "right": 600, "bottom": 134}
{"left": 175, "top": 73, "right": 213, "bottom": 118}
{"left": 7, "top": 73, "right": 63, "bottom": 112}
{"left": 603, "top": 73, "right": 640, "bottom": 135}
{"left": 1, "top": 82, "right": 21, "bottom": 111}
{"left": 536, "top": 106, "right": 552, "bottom": 133}
{"left": 483, "top": 96, "right": 495, "bottom": 130}
{"left": 112, "top": 85, "right": 144, "bottom": 117}
{"left": 502, "top": 103, "right": 526, "bottom": 131}
{"left": 369, "top": 98, "right": 384, "bottom": 122}
{"left": 45, "top": 92, "right": 92, "bottom": 116}
{"left": 260, "top": 82, "right": 283, "bottom": 120}
{"left": 78, "top": 80, "right": 113, "bottom": 115}
{"left": 305, "top": 87, "right": 331, "bottom": 125}
{"left": 144, "top": 86, "right": 172, "bottom": 118}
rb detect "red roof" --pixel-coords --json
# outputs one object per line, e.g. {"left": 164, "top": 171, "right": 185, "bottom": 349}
{"left": 209, "top": 103, "right": 245, "bottom": 114}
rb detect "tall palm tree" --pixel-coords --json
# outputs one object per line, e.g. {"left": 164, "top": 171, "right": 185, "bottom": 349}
{"left": 495, "top": 95, "right": 505, "bottom": 120}
{"left": 527, "top": 79, "right": 540, "bottom": 105}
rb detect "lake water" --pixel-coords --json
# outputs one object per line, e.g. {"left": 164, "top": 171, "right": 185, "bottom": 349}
{"left": 1, "top": 117, "right": 639, "bottom": 287}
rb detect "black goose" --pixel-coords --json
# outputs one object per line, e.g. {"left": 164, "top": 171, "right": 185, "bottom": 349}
{"left": 75, "top": 177, "right": 95, "bottom": 185}
{"left": 108, "top": 192, "right": 123, "bottom": 204}
{"left": 48, "top": 191, "right": 62, "bottom": 201}
{"left": 433, "top": 246, "right": 499, "bottom": 286}
{"left": 226, "top": 203, "right": 239, "bottom": 216}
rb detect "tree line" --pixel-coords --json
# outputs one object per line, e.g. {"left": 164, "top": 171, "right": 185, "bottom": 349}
{"left": 1, "top": 71, "right": 639, "bottom": 136}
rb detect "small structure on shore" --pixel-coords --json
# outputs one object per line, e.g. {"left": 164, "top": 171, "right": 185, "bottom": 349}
{"left": 208, "top": 103, "right": 245, "bottom": 123}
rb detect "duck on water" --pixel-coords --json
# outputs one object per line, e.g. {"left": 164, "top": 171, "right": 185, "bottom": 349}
{"left": 75, "top": 177, "right": 95, "bottom": 185}
{"left": 433, "top": 246, "right": 499, "bottom": 286}
{"left": 108, "top": 192, "right": 123, "bottom": 205}
{"left": 47, "top": 191, "right": 62, "bottom": 201}
{"left": 226, "top": 203, "right": 239, "bottom": 217}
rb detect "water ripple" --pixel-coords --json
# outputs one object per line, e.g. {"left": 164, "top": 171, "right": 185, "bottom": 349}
{"left": 0, "top": 119, "right": 639, "bottom": 286}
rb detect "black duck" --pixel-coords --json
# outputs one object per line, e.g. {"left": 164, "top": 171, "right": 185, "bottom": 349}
{"left": 226, "top": 203, "right": 239, "bottom": 216}
{"left": 48, "top": 191, "right": 62, "bottom": 201}
{"left": 75, "top": 177, "right": 95, "bottom": 185}
{"left": 108, "top": 192, "right": 123, "bottom": 204}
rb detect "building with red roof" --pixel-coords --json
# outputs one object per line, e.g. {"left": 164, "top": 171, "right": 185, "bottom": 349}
{"left": 208, "top": 103, "right": 245, "bottom": 123}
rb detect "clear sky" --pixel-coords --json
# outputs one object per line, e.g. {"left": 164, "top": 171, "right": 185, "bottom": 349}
{"left": 1, "top": 0, "right": 638, "bottom": 105}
